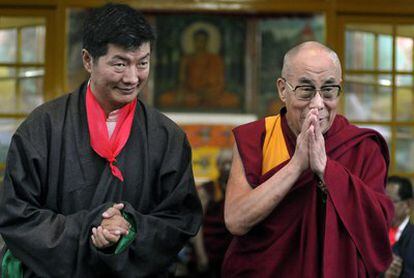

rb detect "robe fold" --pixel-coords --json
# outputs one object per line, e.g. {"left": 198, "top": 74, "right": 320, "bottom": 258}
{"left": 222, "top": 109, "right": 394, "bottom": 278}
{"left": 0, "top": 82, "right": 202, "bottom": 278}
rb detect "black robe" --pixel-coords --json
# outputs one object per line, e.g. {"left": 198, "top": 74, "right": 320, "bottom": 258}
{"left": 0, "top": 83, "right": 202, "bottom": 277}
{"left": 393, "top": 222, "right": 414, "bottom": 278}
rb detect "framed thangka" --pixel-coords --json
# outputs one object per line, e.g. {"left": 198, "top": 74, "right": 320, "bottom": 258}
{"left": 259, "top": 15, "right": 325, "bottom": 116}
{"left": 165, "top": 113, "right": 256, "bottom": 184}
{"left": 154, "top": 14, "right": 246, "bottom": 112}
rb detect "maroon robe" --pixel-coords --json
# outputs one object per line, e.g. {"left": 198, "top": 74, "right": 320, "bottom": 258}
{"left": 222, "top": 109, "right": 394, "bottom": 277}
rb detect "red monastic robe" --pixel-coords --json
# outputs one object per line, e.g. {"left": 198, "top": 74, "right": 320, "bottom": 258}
{"left": 222, "top": 109, "right": 394, "bottom": 277}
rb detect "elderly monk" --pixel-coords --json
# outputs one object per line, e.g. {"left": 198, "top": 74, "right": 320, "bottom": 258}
{"left": 223, "top": 41, "right": 394, "bottom": 277}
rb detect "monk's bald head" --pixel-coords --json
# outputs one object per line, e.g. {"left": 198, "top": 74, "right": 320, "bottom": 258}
{"left": 281, "top": 41, "right": 342, "bottom": 79}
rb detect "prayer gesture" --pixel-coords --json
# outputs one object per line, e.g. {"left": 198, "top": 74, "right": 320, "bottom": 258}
{"left": 91, "top": 203, "right": 131, "bottom": 249}
{"left": 307, "top": 109, "right": 327, "bottom": 180}
{"left": 293, "top": 109, "right": 327, "bottom": 179}
{"left": 291, "top": 111, "right": 313, "bottom": 172}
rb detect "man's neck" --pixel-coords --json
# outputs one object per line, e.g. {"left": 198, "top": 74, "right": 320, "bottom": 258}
{"left": 395, "top": 216, "right": 410, "bottom": 241}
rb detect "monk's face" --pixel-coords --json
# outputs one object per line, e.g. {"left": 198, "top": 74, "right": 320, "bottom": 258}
{"left": 83, "top": 43, "right": 150, "bottom": 113}
{"left": 277, "top": 47, "right": 342, "bottom": 136}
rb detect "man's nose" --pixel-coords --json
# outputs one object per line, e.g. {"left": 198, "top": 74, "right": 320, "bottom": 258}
{"left": 122, "top": 66, "right": 139, "bottom": 84}
{"left": 309, "top": 91, "right": 324, "bottom": 110}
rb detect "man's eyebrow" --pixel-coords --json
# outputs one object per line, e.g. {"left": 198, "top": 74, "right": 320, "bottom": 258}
{"left": 139, "top": 53, "right": 150, "bottom": 61}
{"left": 109, "top": 53, "right": 150, "bottom": 62}
{"left": 297, "top": 77, "right": 314, "bottom": 85}
{"left": 110, "top": 55, "right": 129, "bottom": 62}
{"left": 322, "top": 78, "right": 338, "bottom": 85}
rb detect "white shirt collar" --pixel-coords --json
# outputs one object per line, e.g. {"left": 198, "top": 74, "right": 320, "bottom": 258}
{"left": 396, "top": 216, "right": 410, "bottom": 241}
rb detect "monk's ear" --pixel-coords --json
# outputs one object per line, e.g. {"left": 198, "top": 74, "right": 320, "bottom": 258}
{"left": 82, "top": 49, "right": 93, "bottom": 74}
{"left": 277, "top": 78, "right": 287, "bottom": 103}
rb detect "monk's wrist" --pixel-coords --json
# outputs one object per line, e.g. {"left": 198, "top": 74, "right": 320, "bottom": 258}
{"left": 288, "top": 156, "right": 307, "bottom": 173}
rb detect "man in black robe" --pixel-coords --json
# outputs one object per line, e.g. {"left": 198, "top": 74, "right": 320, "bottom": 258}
{"left": 0, "top": 3, "right": 202, "bottom": 277}
{"left": 385, "top": 176, "right": 414, "bottom": 278}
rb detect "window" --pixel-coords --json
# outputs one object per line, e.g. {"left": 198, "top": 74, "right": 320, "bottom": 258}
{"left": 341, "top": 19, "right": 414, "bottom": 177}
{"left": 0, "top": 16, "right": 46, "bottom": 177}
{"left": 0, "top": 17, "right": 45, "bottom": 114}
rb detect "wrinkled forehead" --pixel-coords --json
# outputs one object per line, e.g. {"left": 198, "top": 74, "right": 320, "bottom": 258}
{"left": 287, "top": 52, "right": 341, "bottom": 82}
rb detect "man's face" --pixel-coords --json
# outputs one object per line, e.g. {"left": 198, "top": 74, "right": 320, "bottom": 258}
{"left": 386, "top": 183, "right": 410, "bottom": 227}
{"left": 277, "top": 48, "right": 341, "bottom": 136}
{"left": 83, "top": 43, "right": 151, "bottom": 113}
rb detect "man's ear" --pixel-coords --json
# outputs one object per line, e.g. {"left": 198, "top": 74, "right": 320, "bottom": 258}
{"left": 82, "top": 49, "right": 93, "bottom": 74}
{"left": 276, "top": 78, "right": 287, "bottom": 103}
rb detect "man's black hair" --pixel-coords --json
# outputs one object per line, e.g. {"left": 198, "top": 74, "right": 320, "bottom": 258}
{"left": 82, "top": 3, "right": 156, "bottom": 59}
{"left": 388, "top": 175, "right": 413, "bottom": 201}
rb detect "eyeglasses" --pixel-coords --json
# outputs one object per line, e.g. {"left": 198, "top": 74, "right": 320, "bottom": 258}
{"left": 282, "top": 77, "right": 341, "bottom": 101}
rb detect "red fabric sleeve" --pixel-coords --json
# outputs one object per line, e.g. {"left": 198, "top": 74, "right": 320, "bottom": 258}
{"left": 324, "top": 137, "right": 394, "bottom": 276}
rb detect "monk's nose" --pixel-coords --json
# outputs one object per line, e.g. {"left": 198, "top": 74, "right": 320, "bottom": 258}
{"left": 309, "top": 91, "right": 324, "bottom": 110}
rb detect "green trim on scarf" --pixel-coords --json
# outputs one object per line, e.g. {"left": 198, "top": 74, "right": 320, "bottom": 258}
{"left": 1, "top": 249, "right": 23, "bottom": 278}
{"left": 114, "top": 211, "right": 137, "bottom": 255}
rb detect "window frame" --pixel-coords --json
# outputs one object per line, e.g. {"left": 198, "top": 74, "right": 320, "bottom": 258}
{"left": 338, "top": 15, "right": 414, "bottom": 178}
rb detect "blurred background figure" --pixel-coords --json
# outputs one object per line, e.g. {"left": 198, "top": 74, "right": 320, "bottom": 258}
{"left": 189, "top": 148, "right": 233, "bottom": 278}
{"left": 385, "top": 176, "right": 414, "bottom": 278}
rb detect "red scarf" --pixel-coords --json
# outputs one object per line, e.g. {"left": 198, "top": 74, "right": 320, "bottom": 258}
{"left": 86, "top": 84, "right": 137, "bottom": 182}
